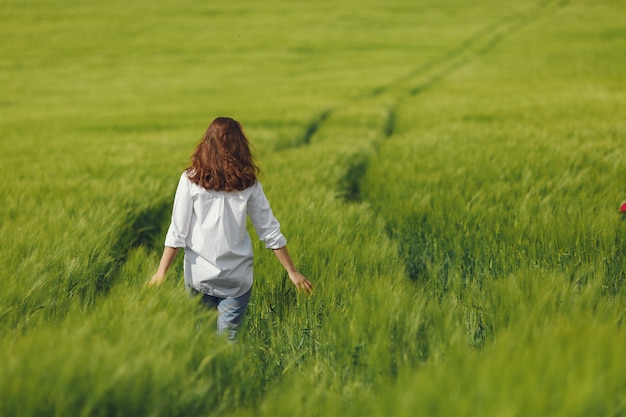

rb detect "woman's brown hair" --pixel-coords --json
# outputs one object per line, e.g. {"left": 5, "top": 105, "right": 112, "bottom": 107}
{"left": 186, "top": 117, "right": 259, "bottom": 191}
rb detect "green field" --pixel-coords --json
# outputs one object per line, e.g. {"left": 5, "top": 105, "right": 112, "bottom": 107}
{"left": 1, "top": 0, "right": 625, "bottom": 415}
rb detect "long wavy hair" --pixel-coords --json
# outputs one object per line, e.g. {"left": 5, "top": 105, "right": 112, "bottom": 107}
{"left": 186, "top": 117, "right": 259, "bottom": 191}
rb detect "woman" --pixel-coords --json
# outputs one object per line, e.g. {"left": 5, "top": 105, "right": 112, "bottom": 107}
{"left": 149, "top": 117, "right": 312, "bottom": 339}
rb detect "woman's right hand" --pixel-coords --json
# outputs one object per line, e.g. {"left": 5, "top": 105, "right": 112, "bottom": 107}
{"left": 147, "top": 272, "right": 166, "bottom": 288}
{"left": 147, "top": 247, "right": 180, "bottom": 288}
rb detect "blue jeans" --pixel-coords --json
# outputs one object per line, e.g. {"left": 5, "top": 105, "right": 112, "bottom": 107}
{"left": 190, "top": 286, "right": 252, "bottom": 340}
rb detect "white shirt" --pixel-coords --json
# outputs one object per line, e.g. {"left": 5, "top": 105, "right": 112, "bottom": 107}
{"left": 164, "top": 172, "right": 287, "bottom": 297}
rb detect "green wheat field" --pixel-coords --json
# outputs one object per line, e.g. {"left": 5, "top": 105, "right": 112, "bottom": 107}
{"left": 1, "top": 0, "right": 625, "bottom": 415}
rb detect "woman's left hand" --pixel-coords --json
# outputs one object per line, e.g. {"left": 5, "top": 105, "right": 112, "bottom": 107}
{"left": 288, "top": 271, "right": 314, "bottom": 295}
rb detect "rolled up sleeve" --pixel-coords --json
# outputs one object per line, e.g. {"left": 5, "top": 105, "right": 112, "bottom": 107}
{"left": 247, "top": 182, "right": 287, "bottom": 249}
{"left": 164, "top": 173, "right": 194, "bottom": 248}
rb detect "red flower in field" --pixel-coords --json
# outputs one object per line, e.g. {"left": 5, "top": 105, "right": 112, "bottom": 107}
{"left": 621, "top": 201, "right": 626, "bottom": 213}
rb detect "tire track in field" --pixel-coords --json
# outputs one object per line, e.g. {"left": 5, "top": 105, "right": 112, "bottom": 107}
{"left": 289, "top": 0, "right": 568, "bottom": 201}
{"left": 368, "top": 0, "right": 568, "bottom": 100}
{"left": 82, "top": 200, "right": 172, "bottom": 303}
{"left": 373, "top": 0, "right": 570, "bottom": 135}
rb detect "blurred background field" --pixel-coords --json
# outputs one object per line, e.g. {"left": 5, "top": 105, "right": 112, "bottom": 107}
{"left": 1, "top": 0, "right": 624, "bottom": 416}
